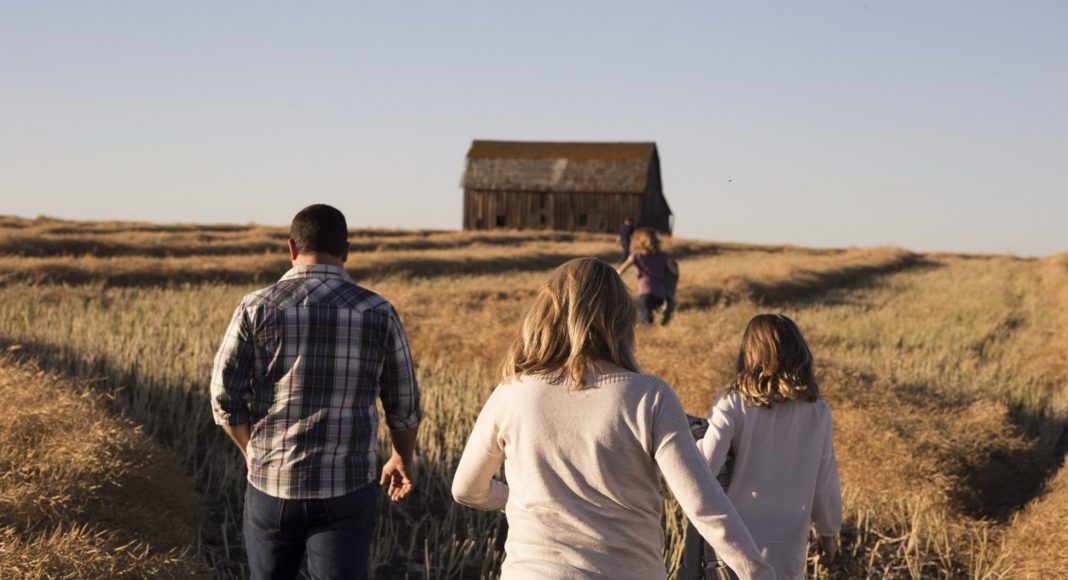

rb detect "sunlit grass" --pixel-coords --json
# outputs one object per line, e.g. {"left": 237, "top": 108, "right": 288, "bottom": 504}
{"left": 0, "top": 217, "right": 1065, "bottom": 578}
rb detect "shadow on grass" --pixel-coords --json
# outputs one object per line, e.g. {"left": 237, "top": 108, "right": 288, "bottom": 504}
{"left": 0, "top": 337, "right": 510, "bottom": 579}
{"left": 0, "top": 337, "right": 243, "bottom": 576}
{"left": 0, "top": 243, "right": 732, "bottom": 288}
{"left": 757, "top": 255, "right": 938, "bottom": 306}
{"left": 857, "top": 373, "right": 1064, "bottom": 523}
{"left": 0, "top": 232, "right": 586, "bottom": 259}
{"left": 675, "top": 254, "right": 935, "bottom": 312}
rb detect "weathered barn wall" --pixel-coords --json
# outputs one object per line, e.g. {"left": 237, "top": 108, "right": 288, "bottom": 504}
{"left": 465, "top": 191, "right": 644, "bottom": 233}
{"left": 461, "top": 141, "right": 672, "bottom": 234}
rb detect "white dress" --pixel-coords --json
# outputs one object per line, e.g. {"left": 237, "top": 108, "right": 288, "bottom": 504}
{"left": 701, "top": 390, "right": 842, "bottom": 580}
{"left": 451, "top": 372, "right": 777, "bottom": 580}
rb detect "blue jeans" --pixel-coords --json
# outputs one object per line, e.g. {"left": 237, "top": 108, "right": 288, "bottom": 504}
{"left": 244, "top": 482, "right": 379, "bottom": 580}
{"left": 638, "top": 294, "right": 665, "bottom": 325}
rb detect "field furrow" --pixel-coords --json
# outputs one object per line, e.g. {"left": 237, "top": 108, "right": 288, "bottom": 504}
{"left": 0, "top": 217, "right": 1064, "bottom": 578}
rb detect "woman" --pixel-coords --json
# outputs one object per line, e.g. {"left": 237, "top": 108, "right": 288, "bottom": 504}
{"left": 701, "top": 314, "right": 841, "bottom": 579}
{"left": 451, "top": 258, "right": 775, "bottom": 580}
{"left": 618, "top": 228, "right": 677, "bottom": 325}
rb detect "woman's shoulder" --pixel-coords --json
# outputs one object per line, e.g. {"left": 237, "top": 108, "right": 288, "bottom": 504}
{"left": 778, "top": 397, "right": 835, "bottom": 428}
{"left": 497, "top": 375, "right": 555, "bottom": 392}
{"left": 811, "top": 397, "right": 834, "bottom": 422}
{"left": 586, "top": 370, "right": 665, "bottom": 390}
{"left": 595, "top": 371, "right": 678, "bottom": 403}
{"left": 710, "top": 388, "right": 745, "bottom": 408}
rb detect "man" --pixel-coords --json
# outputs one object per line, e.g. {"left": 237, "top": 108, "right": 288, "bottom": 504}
{"left": 211, "top": 204, "right": 421, "bottom": 580}
{"left": 619, "top": 217, "right": 634, "bottom": 261}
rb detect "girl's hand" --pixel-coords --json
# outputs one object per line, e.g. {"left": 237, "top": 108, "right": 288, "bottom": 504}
{"left": 817, "top": 534, "right": 837, "bottom": 567}
{"left": 686, "top": 415, "right": 709, "bottom": 440}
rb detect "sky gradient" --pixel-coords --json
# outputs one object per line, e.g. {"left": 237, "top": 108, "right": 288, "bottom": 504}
{"left": 2, "top": 1, "right": 1065, "bottom": 256}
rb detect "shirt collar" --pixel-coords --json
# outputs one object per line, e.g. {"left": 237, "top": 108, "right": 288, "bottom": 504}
{"left": 279, "top": 264, "right": 353, "bottom": 283}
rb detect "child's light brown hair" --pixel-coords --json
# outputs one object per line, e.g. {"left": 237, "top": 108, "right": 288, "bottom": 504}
{"left": 729, "top": 314, "right": 819, "bottom": 407}
{"left": 631, "top": 227, "right": 661, "bottom": 255}
{"left": 500, "top": 257, "right": 641, "bottom": 388}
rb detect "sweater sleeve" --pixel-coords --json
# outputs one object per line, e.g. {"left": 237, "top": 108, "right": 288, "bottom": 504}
{"left": 452, "top": 386, "right": 509, "bottom": 511}
{"left": 811, "top": 408, "right": 842, "bottom": 536}
{"left": 651, "top": 384, "right": 776, "bottom": 580}
{"left": 700, "top": 391, "right": 736, "bottom": 475}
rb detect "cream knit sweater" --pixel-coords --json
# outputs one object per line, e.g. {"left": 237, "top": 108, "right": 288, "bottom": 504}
{"left": 452, "top": 371, "right": 776, "bottom": 580}
{"left": 701, "top": 391, "right": 842, "bottom": 580}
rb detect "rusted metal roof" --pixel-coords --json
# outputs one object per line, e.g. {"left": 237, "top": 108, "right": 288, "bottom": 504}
{"left": 463, "top": 140, "right": 657, "bottom": 194}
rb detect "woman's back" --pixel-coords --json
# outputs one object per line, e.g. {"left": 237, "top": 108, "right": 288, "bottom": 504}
{"left": 451, "top": 258, "right": 775, "bottom": 580}
{"left": 702, "top": 390, "right": 840, "bottom": 580}
{"left": 454, "top": 372, "right": 774, "bottom": 580}
{"left": 489, "top": 373, "right": 667, "bottom": 578}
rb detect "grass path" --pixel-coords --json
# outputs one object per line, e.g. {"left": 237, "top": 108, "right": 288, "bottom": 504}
{"left": 0, "top": 217, "right": 1064, "bottom": 578}
{"left": 0, "top": 352, "right": 211, "bottom": 578}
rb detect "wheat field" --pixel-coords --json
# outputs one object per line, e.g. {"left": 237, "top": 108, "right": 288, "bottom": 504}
{"left": 0, "top": 215, "right": 1064, "bottom": 578}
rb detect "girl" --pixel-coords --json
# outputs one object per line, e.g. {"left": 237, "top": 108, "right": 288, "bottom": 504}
{"left": 452, "top": 258, "right": 775, "bottom": 580}
{"left": 701, "top": 314, "right": 841, "bottom": 580}
{"left": 618, "top": 227, "right": 678, "bottom": 325}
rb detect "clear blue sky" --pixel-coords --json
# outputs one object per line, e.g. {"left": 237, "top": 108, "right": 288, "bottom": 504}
{"left": 2, "top": 1, "right": 1065, "bottom": 256}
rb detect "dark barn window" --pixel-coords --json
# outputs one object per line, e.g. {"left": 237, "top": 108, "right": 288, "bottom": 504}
{"left": 578, "top": 214, "right": 588, "bottom": 227}
{"left": 496, "top": 215, "right": 506, "bottom": 227}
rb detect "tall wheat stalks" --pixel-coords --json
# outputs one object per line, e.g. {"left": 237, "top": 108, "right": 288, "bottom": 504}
{"left": 0, "top": 217, "right": 1064, "bottom": 578}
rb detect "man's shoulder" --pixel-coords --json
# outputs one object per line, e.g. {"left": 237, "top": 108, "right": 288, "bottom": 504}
{"left": 332, "top": 282, "right": 394, "bottom": 313}
{"left": 235, "top": 284, "right": 280, "bottom": 310}
{"left": 237, "top": 278, "right": 394, "bottom": 315}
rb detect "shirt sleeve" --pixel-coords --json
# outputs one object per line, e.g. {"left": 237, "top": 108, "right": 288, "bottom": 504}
{"left": 811, "top": 409, "right": 843, "bottom": 536}
{"left": 210, "top": 301, "right": 255, "bottom": 426}
{"left": 379, "top": 306, "right": 422, "bottom": 430}
{"left": 452, "top": 386, "right": 509, "bottom": 511}
{"left": 651, "top": 384, "right": 776, "bottom": 580}
{"left": 700, "top": 391, "right": 736, "bottom": 475}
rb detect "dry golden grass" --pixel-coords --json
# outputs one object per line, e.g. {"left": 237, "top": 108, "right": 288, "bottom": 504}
{"left": 1000, "top": 463, "right": 1068, "bottom": 579}
{"left": 997, "top": 254, "right": 1068, "bottom": 579}
{"left": 0, "top": 216, "right": 1064, "bottom": 578}
{"left": 0, "top": 352, "right": 210, "bottom": 578}
{"left": 0, "top": 215, "right": 632, "bottom": 258}
{"left": 0, "top": 214, "right": 831, "bottom": 286}
{"left": 0, "top": 240, "right": 631, "bottom": 285}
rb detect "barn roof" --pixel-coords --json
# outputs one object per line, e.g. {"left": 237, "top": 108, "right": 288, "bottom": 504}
{"left": 463, "top": 140, "right": 657, "bottom": 194}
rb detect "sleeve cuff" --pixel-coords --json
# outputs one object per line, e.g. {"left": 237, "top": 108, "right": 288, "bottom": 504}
{"left": 213, "top": 407, "right": 250, "bottom": 426}
{"left": 385, "top": 410, "right": 422, "bottom": 431}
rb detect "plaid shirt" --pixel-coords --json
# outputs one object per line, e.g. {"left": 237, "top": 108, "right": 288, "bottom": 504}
{"left": 211, "top": 265, "right": 421, "bottom": 499}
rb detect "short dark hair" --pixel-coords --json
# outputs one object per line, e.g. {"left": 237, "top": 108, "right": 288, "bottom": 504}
{"left": 290, "top": 204, "right": 348, "bottom": 256}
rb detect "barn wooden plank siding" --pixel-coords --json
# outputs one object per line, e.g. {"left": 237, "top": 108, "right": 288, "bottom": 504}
{"left": 461, "top": 140, "right": 673, "bottom": 234}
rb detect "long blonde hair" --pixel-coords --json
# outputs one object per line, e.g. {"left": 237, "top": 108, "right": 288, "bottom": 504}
{"left": 729, "top": 314, "right": 819, "bottom": 407}
{"left": 632, "top": 228, "right": 661, "bottom": 255}
{"left": 499, "top": 257, "right": 640, "bottom": 387}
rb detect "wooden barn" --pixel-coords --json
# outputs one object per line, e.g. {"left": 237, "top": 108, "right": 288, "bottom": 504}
{"left": 461, "top": 140, "right": 673, "bottom": 234}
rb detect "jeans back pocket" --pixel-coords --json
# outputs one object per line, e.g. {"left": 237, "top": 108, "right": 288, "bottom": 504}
{"left": 246, "top": 484, "right": 284, "bottom": 534}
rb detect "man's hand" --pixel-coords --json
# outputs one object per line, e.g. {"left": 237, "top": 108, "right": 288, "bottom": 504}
{"left": 221, "top": 423, "right": 251, "bottom": 462}
{"left": 380, "top": 452, "right": 416, "bottom": 501}
{"left": 817, "top": 534, "right": 837, "bottom": 567}
{"left": 382, "top": 426, "right": 419, "bottom": 501}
